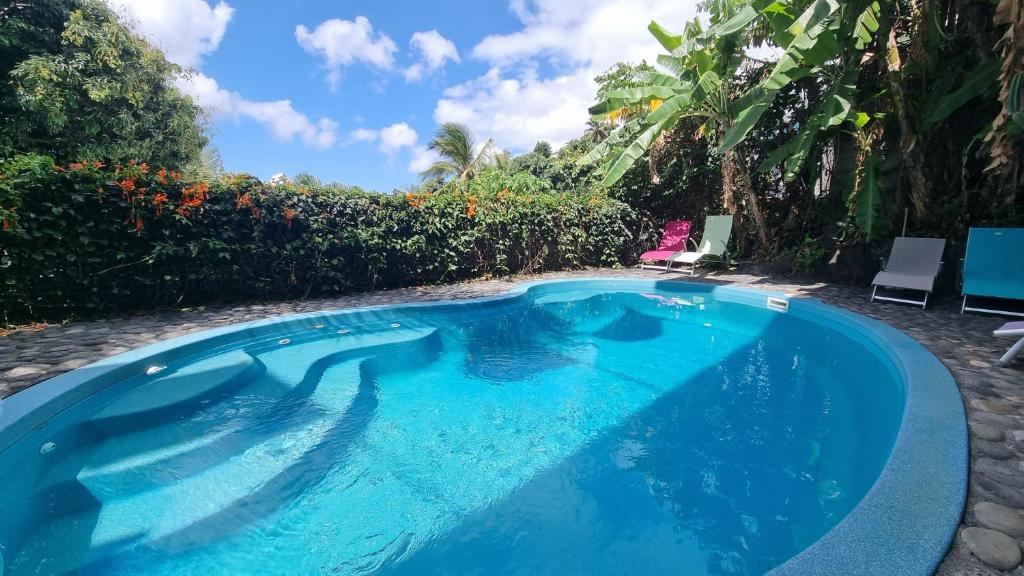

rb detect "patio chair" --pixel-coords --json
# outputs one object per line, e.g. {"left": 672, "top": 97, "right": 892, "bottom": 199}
{"left": 995, "top": 321, "right": 1024, "bottom": 367}
{"left": 870, "top": 237, "right": 946, "bottom": 309}
{"left": 961, "top": 228, "right": 1024, "bottom": 317}
{"left": 638, "top": 220, "right": 692, "bottom": 271}
{"left": 665, "top": 215, "right": 733, "bottom": 276}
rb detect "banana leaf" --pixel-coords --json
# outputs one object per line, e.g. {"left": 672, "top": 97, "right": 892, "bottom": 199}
{"left": 924, "top": 59, "right": 999, "bottom": 128}
{"left": 648, "top": 20, "right": 682, "bottom": 51}
{"left": 588, "top": 86, "right": 680, "bottom": 116}
{"left": 601, "top": 117, "right": 678, "bottom": 185}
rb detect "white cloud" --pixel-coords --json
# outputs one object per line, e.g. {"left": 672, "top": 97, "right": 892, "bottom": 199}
{"left": 404, "top": 30, "right": 459, "bottom": 81}
{"left": 472, "top": 0, "right": 696, "bottom": 73}
{"left": 408, "top": 146, "right": 440, "bottom": 173}
{"left": 105, "top": 0, "right": 234, "bottom": 68}
{"left": 106, "top": 0, "right": 340, "bottom": 151}
{"left": 295, "top": 16, "right": 397, "bottom": 90}
{"left": 435, "top": 67, "right": 593, "bottom": 151}
{"left": 178, "top": 73, "right": 339, "bottom": 149}
{"left": 378, "top": 123, "right": 418, "bottom": 154}
{"left": 350, "top": 128, "right": 379, "bottom": 142}
{"left": 349, "top": 123, "right": 424, "bottom": 164}
{"left": 433, "top": 0, "right": 701, "bottom": 152}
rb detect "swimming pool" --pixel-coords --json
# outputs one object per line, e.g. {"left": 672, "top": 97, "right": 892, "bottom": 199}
{"left": 0, "top": 279, "right": 966, "bottom": 575}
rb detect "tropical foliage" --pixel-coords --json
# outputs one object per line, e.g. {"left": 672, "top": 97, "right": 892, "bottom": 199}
{"left": 0, "top": 154, "right": 639, "bottom": 323}
{"left": 1, "top": 0, "right": 206, "bottom": 167}
{"left": 583, "top": 0, "right": 1023, "bottom": 258}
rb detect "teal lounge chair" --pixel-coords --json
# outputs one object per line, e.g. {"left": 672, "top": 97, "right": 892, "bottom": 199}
{"left": 666, "top": 215, "right": 733, "bottom": 275}
{"left": 961, "top": 228, "right": 1024, "bottom": 317}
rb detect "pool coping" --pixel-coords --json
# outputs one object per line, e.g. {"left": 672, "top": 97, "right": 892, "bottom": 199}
{"left": 0, "top": 278, "right": 967, "bottom": 575}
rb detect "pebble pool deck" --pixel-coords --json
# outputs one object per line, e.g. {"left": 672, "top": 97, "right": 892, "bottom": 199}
{"left": 1, "top": 268, "right": 1021, "bottom": 575}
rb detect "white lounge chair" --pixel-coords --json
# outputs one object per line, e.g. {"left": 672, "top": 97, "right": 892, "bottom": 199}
{"left": 995, "top": 321, "right": 1024, "bottom": 367}
{"left": 871, "top": 237, "right": 946, "bottom": 309}
{"left": 665, "top": 215, "right": 733, "bottom": 276}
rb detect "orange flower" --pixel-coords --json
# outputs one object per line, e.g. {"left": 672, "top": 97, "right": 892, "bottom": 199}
{"left": 2, "top": 214, "right": 9, "bottom": 231}
{"left": 69, "top": 162, "right": 85, "bottom": 171}
{"left": 466, "top": 195, "right": 478, "bottom": 218}
{"left": 405, "top": 192, "right": 426, "bottom": 208}
{"left": 176, "top": 198, "right": 202, "bottom": 217}
{"left": 53, "top": 165, "right": 65, "bottom": 173}
{"left": 283, "top": 207, "right": 298, "bottom": 229}
{"left": 118, "top": 178, "right": 136, "bottom": 194}
{"left": 139, "top": 162, "right": 150, "bottom": 174}
{"left": 153, "top": 192, "right": 168, "bottom": 215}
{"left": 92, "top": 161, "right": 105, "bottom": 169}
{"left": 157, "top": 168, "right": 168, "bottom": 185}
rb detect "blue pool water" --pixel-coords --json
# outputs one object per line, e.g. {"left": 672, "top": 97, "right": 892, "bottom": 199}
{"left": 0, "top": 283, "right": 912, "bottom": 575}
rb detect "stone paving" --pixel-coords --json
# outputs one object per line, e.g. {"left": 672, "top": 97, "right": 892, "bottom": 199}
{"left": 1, "top": 268, "right": 1022, "bottom": 574}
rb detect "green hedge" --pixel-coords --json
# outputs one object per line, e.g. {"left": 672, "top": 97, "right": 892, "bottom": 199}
{"left": 0, "top": 155, "right": 643, "bottom": 322}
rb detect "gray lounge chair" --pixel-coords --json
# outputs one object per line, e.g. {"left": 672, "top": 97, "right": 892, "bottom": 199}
{"left": 871, "top": 237, "right": 946, "bottom": 309}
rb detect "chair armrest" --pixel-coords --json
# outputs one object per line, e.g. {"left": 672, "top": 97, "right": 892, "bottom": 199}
{"left": 878, "top": 257, "right": 887, "bottom": 271}
{"left": 687, "top": 237, "right": 699, "bottom": 252}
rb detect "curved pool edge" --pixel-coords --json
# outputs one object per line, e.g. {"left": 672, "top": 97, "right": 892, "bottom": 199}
{"left": 0, "top": 278, "right": 968, "bottom": 576}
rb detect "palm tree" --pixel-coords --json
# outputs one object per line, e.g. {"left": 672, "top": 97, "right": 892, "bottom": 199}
{"left": 583, "top": 119, "right": 612, "bottom": 144}
{"left": 419, "top": 122, "right": 496, "bottom": 183}
{"left": 492, "top": 149, "right": 513, "bottom": 172}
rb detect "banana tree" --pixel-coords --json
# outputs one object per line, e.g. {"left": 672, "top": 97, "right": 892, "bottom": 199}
{"left": 581, "top": 7, "right": 773, "bottom": 248}
{"left": 744, "top": 0, "right": 1001, "bottom": 224}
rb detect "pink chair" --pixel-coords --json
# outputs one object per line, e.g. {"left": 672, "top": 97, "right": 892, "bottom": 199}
{"left": 639, "top": 220, "right": 692, "bottom": 271}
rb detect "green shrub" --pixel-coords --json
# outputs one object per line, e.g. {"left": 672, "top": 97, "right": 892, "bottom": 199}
{"left": 0, "top": 155, "right": 642, "bottom": 322}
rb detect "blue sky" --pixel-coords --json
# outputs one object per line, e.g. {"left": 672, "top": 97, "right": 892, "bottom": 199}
{"left": 106, "top": 0, "right": 701, "bottom": 191}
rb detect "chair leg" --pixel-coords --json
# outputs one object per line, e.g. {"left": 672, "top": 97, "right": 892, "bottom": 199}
{"left": 871, "top": 285, "right": 877, "bottom": 303}
{"left": 922, "top": 292, "right": 929, "bottom": 309}
{"left": 997, "top": 337, "right": 1024, "bottom": 367}
{"left": 960, "top": 295, "right": 967, "bottom": 315}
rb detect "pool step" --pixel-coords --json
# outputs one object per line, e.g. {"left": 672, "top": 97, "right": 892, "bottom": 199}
{"left": 256, "top": 326, "right": 441, "bottom": 396}
{"left": 77, "top": 328, "right": 441, "bottom": 492}
{"left": 87, "top": 350, "right": 263, "bottom": 434}
{"left": 64, "top": 329, "right": 442, "bottom": 553}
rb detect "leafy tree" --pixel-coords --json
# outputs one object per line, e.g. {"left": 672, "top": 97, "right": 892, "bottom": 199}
{"left": 419, "top": 122, "right": 497, "bottom": 184}
{"left": 532, "top": 141, "right": 553, "bottom": 158}
{"left": 6, "top": 0, "right": 206, "bottom": 167}
{"left": 0, "top": 0, "right": 76, "bottom": 156}
{"left": 511, "top": 150, "right": 555, "bottom": 180}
